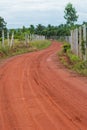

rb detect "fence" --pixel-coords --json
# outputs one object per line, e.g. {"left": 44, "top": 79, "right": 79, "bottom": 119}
{"left": 0, "top": 30, "right": 45, "bottom": 48}
{"left": 65, "top": 24, "right": 87, "bottom": 60}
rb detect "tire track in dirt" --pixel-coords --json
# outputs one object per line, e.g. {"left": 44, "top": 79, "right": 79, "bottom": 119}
{"left": 0, "top": 41, "right": 87, "bottom": 130}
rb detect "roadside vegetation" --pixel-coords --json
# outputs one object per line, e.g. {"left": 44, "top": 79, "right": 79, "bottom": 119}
{"left": 0, "top": 1, "right": 87, "bottom": 74}
{"left": 58, "top": 43, "right": 87, "bottom": 76}
{"left": 0, "top": 40, "right": 51, "bottom": 59}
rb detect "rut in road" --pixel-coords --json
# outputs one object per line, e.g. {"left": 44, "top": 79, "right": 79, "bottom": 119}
{"left": 0, "top": 41, "right": 87, "bottom": 130}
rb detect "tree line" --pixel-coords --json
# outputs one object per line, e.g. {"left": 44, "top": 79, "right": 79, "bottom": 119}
{"left": 0, "top": 2, "right": 86, "bottom": 40}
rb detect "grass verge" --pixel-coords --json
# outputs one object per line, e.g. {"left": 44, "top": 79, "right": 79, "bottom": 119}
{"left": 58, "top": 42, "right": 87, "bottom": 76}
{"left": 0, "top": 40, "right": 51, "bottom": 59}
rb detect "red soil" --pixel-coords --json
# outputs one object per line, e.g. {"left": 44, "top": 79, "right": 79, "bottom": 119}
{"left": 0, "top": 41, "right": 87, "bottom": 130}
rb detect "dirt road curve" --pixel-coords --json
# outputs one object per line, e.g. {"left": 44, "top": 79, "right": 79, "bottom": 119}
{"left": 0, "top": 41, "right": 87, "bottom": 130}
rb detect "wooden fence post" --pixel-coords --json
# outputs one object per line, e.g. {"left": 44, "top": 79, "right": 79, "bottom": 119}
{"left": 2, "top": 30, "right": 4, "bottom": 47}
{"left": 25, "top": 33, "right": 30, "bottom": 46}
{"left": 7, "top": 31, "right": 10, "bottom": 47}
{"left": 71, "top": 30, "right": 75, "bottom": 53}
{"left": 70, "top": 30, "right": 73, "bottom": 51}
{"left": 75, "top": 28, "right": 79, "bottom": 56}
{"left": 83, "top": 24, "right": 87, "bottom": 60}
{"left": 79, "top": 26, "right": 82, "bottom": 59}
{"left": 10, "top": 32, "right": 14, "bottom": 48}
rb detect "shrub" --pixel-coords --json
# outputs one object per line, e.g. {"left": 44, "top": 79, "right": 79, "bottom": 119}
{"left": 81, "top": 40, "right": 86, "bottom": 55}
{"left": 62, "top": 43, "right": 71, "bottom": 53}
{"left": 67, "top": 50, "right": 80, "bottom": 63}
{"left": 0, "top": 46, "right": 9, "bottom": 56}
{"left": 0, "top": 37, "right": 2, "bottom": 41}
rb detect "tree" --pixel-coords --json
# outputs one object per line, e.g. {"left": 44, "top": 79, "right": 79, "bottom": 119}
{"left": 64, "top": 3, "right": 78, "bottom": 26}
{"left": 35, "top": 24, "right": 45, "bottom": 35}
{"left": 29, "top": 25, "right": 35, "bottom": 34}
{"left": 0, "top": 16, "right": 7, "bottom": 30}
{"left": 0, "top": 16, "right": 7, "bottom": 37}
{"left": 22, "top": 26, "right": 26, "bottom": 33}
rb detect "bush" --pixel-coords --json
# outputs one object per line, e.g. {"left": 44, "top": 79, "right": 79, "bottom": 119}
{"left": 0, "top": 46, "right": 9, "bottom": 56}
{"left": 62, "top": 43, "right": 71, "bottom": 53}
{"left": 81, "top": 40, "right": 86, "bottom": 55}
{"left": 67, "top": 50, "right": 80, "bottom": 64}
{"left": 0, "top": 40, "right": 51, "bottom": 58}
{"left": 0, "top": 37, "right": 2, "bottom": 41}
{"left": 30, "top": 40, "right": 51, "bottom": 50}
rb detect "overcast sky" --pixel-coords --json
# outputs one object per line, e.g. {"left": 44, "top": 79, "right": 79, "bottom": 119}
{"left": 0, "top": 0, "right": 87, "bottom": 28}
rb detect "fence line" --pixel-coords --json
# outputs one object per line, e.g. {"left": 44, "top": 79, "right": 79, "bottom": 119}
{"left": 65, "top": 24, "right": 87, "bottom": 60}
{"left": 0, "top": 30, "right": 45, "bottom": 48}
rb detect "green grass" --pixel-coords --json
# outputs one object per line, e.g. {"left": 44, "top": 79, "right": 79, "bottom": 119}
{"left": 58, "top": 44, "right": 87, "bottom": 76}
{"left": 30, "top": 40, "right": 51, "bottom": 50}
{"left": 0, "top": 40, "right": 51, "bottom": 59}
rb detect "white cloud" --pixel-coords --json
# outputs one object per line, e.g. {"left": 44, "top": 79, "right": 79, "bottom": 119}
{"left": 0, "top": 0, "right": 87, "bottom": 28}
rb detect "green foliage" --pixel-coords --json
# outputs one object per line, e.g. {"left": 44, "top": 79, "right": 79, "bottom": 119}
{"left": 0, "top": 16, "right": 7, "bottom": 37}
{"left": 67, "top": 50, "right": 80, "bottom": 63}
{"left": 30, "top": 40, "right": 51, "bottom": 50}
{"left": 59, "top": 47, "right": 87, "bottom": 76}
{"left": 0, "top": 46, "right": 9, "bottom": 56}
{"left": 10, "top": 24, "right": 72, "bottom": 40}
{"left": 35, "top": 24, "right": 46, "bottom": 35}
{"left": 64, "top": 3, "right": 78, "bottom": 26}
{"left": 0, "top": 37, "right": 2, "bottom": 41}
{"left": 81, "top": 40, "right": 85, "bottom": 55}
{"left": 0, "top": 16, "right": 7, "bottom": 30}
{"left": 62, "top": 43, "right": 71, "bottom": 53}
{"left": 29, "top": 25, "right": 35, "bottom": 34}
{"left": 7, "top": 22, "right": 82, "bottom": 40}
{"left": 0, "top": 40, "right": 51, "bottom": 58}
{"left": 73, "top": 61, "right": 87, "bottom": 75}
{"left": 74, "top": 61, "right": 87, "bottom": 70}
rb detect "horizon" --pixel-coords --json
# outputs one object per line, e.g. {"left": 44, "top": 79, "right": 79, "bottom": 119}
{"left": 0, "top": 0, "right": 87, "bottom": 28}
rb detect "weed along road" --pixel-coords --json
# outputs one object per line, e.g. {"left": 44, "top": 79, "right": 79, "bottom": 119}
{"left": 0, "top": 41, "right": 87, "bottom": 130}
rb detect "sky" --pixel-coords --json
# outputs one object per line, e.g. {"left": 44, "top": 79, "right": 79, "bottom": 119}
{"left": 0, "top": 0, "right": 87, "bottom": 28}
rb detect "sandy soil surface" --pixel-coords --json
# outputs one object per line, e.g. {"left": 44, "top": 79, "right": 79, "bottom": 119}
{"left": 0, "top": 41, "right": 87, "bottom": 130}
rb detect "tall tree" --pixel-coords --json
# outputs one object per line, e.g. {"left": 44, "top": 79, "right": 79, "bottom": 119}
{"left": 64, "top": 3, "right": 78, "bottom": 26}
{"left": 35, "top": 24, "right": 45, "bottom": 35}
{"left": 22, "top": 26, "right": 26, "bottom": 33}
{"left": 0, "top": 16, "right": 7, "bottom": 37}
{"left": 29, "top": 25, "right": 35, "bottom": 34}
{"left": 0, "top": 16, "right": 7, "bottom": 30}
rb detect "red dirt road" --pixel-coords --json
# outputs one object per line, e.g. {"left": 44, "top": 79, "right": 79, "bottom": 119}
{"left": 0, "top": 41, "right": 87, "bottom": 130}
